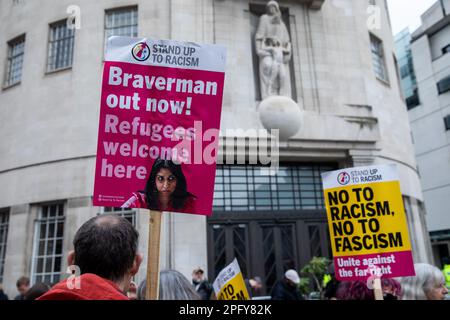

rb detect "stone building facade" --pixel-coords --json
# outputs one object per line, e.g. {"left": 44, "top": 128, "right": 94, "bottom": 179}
{"left": 0, "top": 0, "right": 433, "bottom": 297}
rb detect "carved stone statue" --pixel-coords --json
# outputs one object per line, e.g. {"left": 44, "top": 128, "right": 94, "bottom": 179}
{"left": 255, "top": 0, "right": 292, "bottom": 99}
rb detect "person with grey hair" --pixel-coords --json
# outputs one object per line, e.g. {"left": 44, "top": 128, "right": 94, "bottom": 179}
{"left": 138, "top": 270, "right": 201, "bottom": 300}
{"left": 398, "top": 263, "right": 449, "bottom": 300}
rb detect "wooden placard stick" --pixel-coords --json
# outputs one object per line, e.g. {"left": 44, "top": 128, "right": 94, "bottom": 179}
{"left": 373, "top": 278, "right": 384, "bottom": 300}
{"left": 146, "top": 210, "right": 163, "bottom": 300}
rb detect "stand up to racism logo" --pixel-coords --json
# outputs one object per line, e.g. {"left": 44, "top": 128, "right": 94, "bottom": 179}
{"left": 337, "top": 171, "right": 350, "bottom": 185}
{"left": 131, "top": 42, "right": 150, "bottom": 61}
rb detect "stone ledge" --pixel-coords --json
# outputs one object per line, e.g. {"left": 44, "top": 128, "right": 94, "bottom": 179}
{"left": 10, "top": 204, "right": 29, "bottom": 215}
{"left": 296, "top": 0, "right": 325, "bottom": 10}
{"left": 67, "top": 196, "right": 92, "bottom": 208}
{"left": 251, "top": 0, "right": 326, "bottom": 10}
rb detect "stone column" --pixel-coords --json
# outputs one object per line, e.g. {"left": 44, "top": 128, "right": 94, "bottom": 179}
{"left": 172, "top": 213, "right": 208, "bottom": 280}
{"left": 2, "top": 204, "right": 33, "bottom": 298}
{"left": 404, "top": 197, "right": 434, "bottom": 264}
{"left": 349, "top": 149, "right": 375, "bottom": 167}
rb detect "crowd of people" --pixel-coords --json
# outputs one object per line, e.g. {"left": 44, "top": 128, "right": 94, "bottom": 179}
{"left": 321, "top": 263, "right": 448, "bottom": 300}
{"left": 0, "top": 214, "right": 448, "bottom": 300}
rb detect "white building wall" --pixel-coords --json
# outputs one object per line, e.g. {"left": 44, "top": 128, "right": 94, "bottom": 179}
{"left": 410, "top": 2, "right": 450, "bottom": 233}
{"left": 0, "top": 0, "right": 434, "bottom": 297}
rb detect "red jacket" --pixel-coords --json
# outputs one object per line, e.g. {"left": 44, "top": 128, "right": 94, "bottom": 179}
{"left": 37, "top": 273, "right": 129, "bottom": 300}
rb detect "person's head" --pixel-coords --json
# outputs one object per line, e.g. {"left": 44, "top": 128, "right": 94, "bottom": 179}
{"left": 249, "top": 277, "right": 263, "bottom": 290}
{"left": 326, "top": 262, "right": 335, "bottom": 276}
{"left": 323, "top": 278, "right": 340, "bottom": 300}
{"left": 192, "top": 268, "right": 205, "bottom": 283}
{"left": 399, "top": 263, "right": 448, "bottom": 300}
{"left": 24, "top": 283, "right": 51, "bottom": 300}
{"left": 16, "top": 276, "right": 30, "bottom": 295}
{"left": 336, "top": 281, "right": 374, "bottom": 300}
{"left": 381, "top": 278, "right": 402, "bottom": 299}
{"left": 138, "top": 270, "right": 201, "bottom": 300}
{"left": 68, "top": 215, "right": 141, "bottom": 292}
{"left": 145, "top": 158, "right": 193, "bottom": 209}
{"left": 284, "top": 269, "right": 300, "bottom": 287}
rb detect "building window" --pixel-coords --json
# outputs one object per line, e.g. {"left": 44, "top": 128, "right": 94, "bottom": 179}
{"left": 4, "top": 35, "right": 25, "bottom": 87}
{"left": 47, "top": 20, "right": 75, "bottom": 72}
{"left": 213, "top": 164, "right": 335, "bottom": 212}
{"left": 400, "top": 64, "right": 409, "bottom": 79}
{"left": 442, "top": 44, "right": 450, "bottom": 55}
{"left": 105, "top": 6, "right": 138, "bottom": 46}
{"left": 437, "top": 75, "right": 450, "bottom": 95}
{"left": 100, "top": 207, "right": 136, "bottom": 227}
{"left": 32, "top": 203, "right": 65, "bottom": 285}
{"left": 406, "top": 88, "right": 420, "bottom": 110}
{"left": 370, "top": 33, "right": 389, "bottom": 83}
{"left": 444, "top": 115, "right": 450, "bottom": 131}
{"left": 0, "top": 210, "right": 9, "bottom": 283}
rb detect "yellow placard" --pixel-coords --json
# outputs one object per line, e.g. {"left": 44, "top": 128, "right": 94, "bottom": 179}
{"left": 324, "top": 180, "right": 411, "bottom": 257}
{"left": 321, "top": 165, "right": 413, "bottom": 258}
{"left": 212, "top": 258, "right": 250, "bottom": 300}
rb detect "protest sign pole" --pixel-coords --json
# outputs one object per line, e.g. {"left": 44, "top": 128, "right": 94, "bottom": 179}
{"left": 146, "top": 210, "right": 162, "bottom": 300}
{"left": 373, "top": 278, "right": 384, "bottom": 300}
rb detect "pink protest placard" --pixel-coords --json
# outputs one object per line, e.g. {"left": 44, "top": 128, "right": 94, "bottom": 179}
{"left": 93, "top": 36, "right": 226, "bottom": 216}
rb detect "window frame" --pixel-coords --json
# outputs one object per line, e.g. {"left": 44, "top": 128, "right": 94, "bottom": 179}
{"left": 30, "top": 202, "right": 66, "bottom": 285}
{"left": 370, "top": 33, "right": 390, "bottom": 84}
{"left": 46, "top": 19, "right": 75, "bottom": 74}
{"left": 437, "top": 75, "right": 450, "bottom": 95}
{"left": 3, "top": 34, "right": 26, "bottom": 89}
{"left": 99, "top": 206, "right": 137, "bottom": 228}
{"left": 213, "top": 163, "right": 336, "bottom": 212}
{"left": 442, "top": 44, "right": 450, "bottom": 55}
{"left": 104, "top": 5, "right": 138, "bottom": 50}
{"left": 0, "top": 209, "right": 10, "bottom": 283}
{"left": 444, "top": 115, "right": 450, "bottom": 131}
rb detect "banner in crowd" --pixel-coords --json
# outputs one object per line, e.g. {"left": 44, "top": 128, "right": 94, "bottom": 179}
{"left": 93, "top": 36, "right": 226, "bottom": 216}
{"left": 212, "top": 258, "right": 250, "bottom": 300}
{"left": 321, "top": 164, "right": 415, "bottom": 281}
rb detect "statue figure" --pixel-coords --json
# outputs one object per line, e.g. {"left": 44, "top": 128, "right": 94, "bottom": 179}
{"left": 255, "top": 0, "right": 292, "bottom": 99}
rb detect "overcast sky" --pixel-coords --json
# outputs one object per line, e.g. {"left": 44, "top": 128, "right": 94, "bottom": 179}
{"left": 386, "top": 0, "right": 438, "bottom": 35}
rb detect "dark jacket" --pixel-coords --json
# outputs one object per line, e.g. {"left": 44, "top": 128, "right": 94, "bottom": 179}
{"left": 271, "top": 279, "right": 303, "bottom": 300}
{"left": 0, "top": 290, "right": 8, "bottom": 300}
{"left": 193, "top": 280, "right": 213, "bottom": 300}
{"left": 324, "top": 278, "right": 340, "bottom": 300}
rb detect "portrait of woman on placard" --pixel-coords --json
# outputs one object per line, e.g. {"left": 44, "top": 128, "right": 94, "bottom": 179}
{"left": 121, "top": 158, "right": 196, "bottom": 212}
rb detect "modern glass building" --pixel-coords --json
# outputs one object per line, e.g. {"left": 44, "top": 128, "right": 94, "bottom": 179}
{"left": 394, "top": 28, "right": 420, "bottom": 110}
{"left": 408, "top": 0, "right": 450, "bottom": 267}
